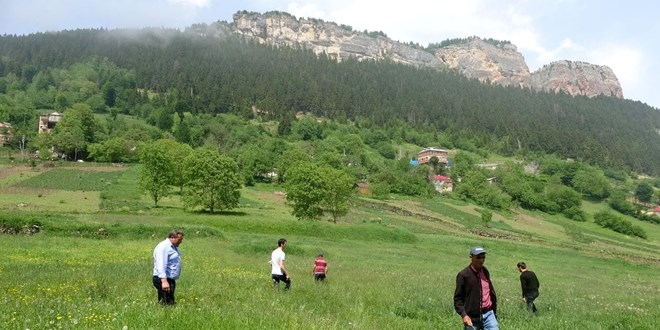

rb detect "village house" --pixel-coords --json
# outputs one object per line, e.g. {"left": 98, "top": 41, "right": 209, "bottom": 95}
{"left": 433, "top": 175, "right": 453, "bottom": 193}
{"left": 38, "top": 112, "right": 62, "bottom": 134}
{"left": 0, "top": 122, "right": 14, "bottom": 146}
{"left": 652, "top": 206, "right": 660, "bottom": 217}
{"left": 356, "top": 182, "right": 370, "bottom": 195}
{"left": 417, "top": 147, "right": 449, "bottom": 165}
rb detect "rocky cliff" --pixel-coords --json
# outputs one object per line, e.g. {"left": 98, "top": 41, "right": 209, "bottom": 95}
{"left": 230, "top": 11, "right": 442, "bottom": 67}
{"left": 529, "top": 60, "right": 623, "bottom": 98}
{"left": 199, "top": 11, "right": 623, "bottom": 99}
{"left": 434, "top": 37, "right": 531, "bottom": 88}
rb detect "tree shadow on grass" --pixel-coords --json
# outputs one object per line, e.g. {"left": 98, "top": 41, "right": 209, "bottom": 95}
{"left": 187, "top": 209, "right": 249, "bottom": 217}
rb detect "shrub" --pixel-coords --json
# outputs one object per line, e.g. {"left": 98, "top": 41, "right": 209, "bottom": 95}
{"left": 593, "top": 211, "right": 647, "bottom": 239}
{"left": 563, "top": 206, "right": 586, "bottom": 221}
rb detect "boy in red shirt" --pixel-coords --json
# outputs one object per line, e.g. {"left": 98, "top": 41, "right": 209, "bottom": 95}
{"left": 312, "top": 253, "right": 328, "bottom": 281}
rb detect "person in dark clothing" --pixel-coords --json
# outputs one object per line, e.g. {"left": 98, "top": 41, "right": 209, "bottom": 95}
{"left": 454, "top": 246, "right": 499, "bottom": 330}
{"left": 517, "top": 261, "right": 540, "bottom": 315}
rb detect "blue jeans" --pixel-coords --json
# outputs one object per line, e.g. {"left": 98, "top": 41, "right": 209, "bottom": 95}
{"left": 464, "top": 310, "right": 499, "bottom": 330}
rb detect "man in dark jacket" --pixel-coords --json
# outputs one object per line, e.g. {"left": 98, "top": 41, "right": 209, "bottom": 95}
{"left": 517, "top": 261, "right": 540, "bottom": 315}
{"left": 454, "top": 246, "right": 499, "bottom": 330}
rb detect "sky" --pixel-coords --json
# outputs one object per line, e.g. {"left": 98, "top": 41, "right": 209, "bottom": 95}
{"left": 2, "top": 0, "right": 659, "bottom": 109}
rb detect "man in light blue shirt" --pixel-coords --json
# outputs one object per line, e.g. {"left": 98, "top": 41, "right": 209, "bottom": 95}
{"left": 152, "top": 229, "right": 184, "bottom": 305}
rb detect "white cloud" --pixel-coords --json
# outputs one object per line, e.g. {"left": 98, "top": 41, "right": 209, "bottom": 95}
{"left": 588, "top": 44, "right": 643, "bottom": 86}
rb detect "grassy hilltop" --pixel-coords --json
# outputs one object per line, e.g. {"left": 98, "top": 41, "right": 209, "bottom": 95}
{"left": 0, "top": 163, "right": 659, "bottom": 330}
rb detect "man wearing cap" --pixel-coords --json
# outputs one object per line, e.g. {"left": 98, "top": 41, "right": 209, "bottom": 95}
{"left": 454, "top": 246, "right": 499, "bottom": 330}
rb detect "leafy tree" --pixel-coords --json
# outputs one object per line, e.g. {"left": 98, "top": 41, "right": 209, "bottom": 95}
{"left": 284, "top": 162, "right": 327, "bottom": 221}
{"left": 634, "top": 182, "right": 654, "bottom": 203}
{"left": 480, "top": 209, "right": 493, "bottom": 228}
{"left": 455, "top": 169, "right": 511, "bottom": 210}
{"left": 88, "top": 136, "right": 130, "bottom": 162}
{"left": 292, "top": 116, "right": 323, "bottom": 141}
{"left": 174, "top": 118, "right": 192, "bottom": 144}
{"left": 52, "top": 118, "right": 86, "bottom": 160}
{"left": 572, "top": 168, "right": 610, "bottom": 199}
{"left": 167, "top": 140, "right": 193, "bottom": 193}
{"left": 182, "top": 147, "right": 242, "bottom": 213}
{"left": 52, "top": 103, "right": 100, "bottom": 160}
{"left": 138, "top": 140, "right": 175, "bottom": 207}
{"left": 234, "top": 143, "right": 273, "bottom": 186}
{"left": 376, "top": 141, "right": 396, "bottom": 160}
{"left": 315, "top": 151, "right": 344, "bottom": 170}
{"left": 545, "top": 185, "right": 582, "bottom": 216}
{"left": 54, "top": 93, "right": 69, "bottom": 110}
{"left": 476, "top": 184, "right": 512, "bottom": 210}
{"left": 318, "top": 166, "right": 354, "bottom": 223}
{"left": 154, "top": 107, "right": 174, "bottom": 131}
{"left": 450, "top": 151, "right": 477, "bottom": 184}
{"left": 563, "top": 206, "right": 586, "bottom": 222}
{"left": 103, "top": 85, "right": 117, "bottom": 107}
{"left": 285, "top": 162, "right": 354, "bottom": 222}
{"left": 363, "top": 129, "right": 389, "bottom": 147}
{"left": 277, "top": 112, "right": 294, "bottom": 136}
{"left": 608, "top": 190, "right": 636, "bottom": 216}
{"left": 370, "top": 160, "right": 432, "bottom": 197}
{"left": 370, "top": 181, "right": 390, "bottom": 199}
{"left": 275, "top": 147, "right": 312, "bottom": 183}
{"left": 494, "top": 161, "right": 543, "bottom": 210}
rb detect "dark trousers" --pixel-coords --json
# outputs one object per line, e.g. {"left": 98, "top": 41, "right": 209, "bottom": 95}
{"left": 524, "top": 290, "right": 539, "bottom": 314}
{"left": 314, "top": 273, "right": 326, "bottom": 281}
{"left": 152, "top": 276, "right": 176, "bottom": 305}
{"left": 272, "top": 274, "right": 291, "bottom": 290}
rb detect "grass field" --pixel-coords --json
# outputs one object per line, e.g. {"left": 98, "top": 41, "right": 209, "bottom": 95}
{"left": 0, "top": 163, "right": 659, "bottom": 330}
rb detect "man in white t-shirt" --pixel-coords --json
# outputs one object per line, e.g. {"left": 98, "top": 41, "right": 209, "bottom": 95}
{"left": 270, "top": 238, "right": 291, "bottom": 290}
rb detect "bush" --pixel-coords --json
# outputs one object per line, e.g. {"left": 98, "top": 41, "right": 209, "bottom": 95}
{"left": 370, "top": 182, "right": 390, "bottom": 200}
{"left": 608, "top": 196, "right": 636, "bottom": 216}
{"left": 563, "top": 206, "right": 586, "bottom": 221}
{"left": 0, "top": 211, "right": 70, "bottom": 234}
{"left": 593, "top": 211, "right": 647, "bottom": 239}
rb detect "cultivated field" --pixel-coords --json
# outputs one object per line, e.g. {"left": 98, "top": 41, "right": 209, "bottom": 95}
{"left": 0, "top": 163, "right": 658, "bottom": 330}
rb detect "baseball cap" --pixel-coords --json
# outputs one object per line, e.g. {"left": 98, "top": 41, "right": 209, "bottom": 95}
{"left": 470, "top": 246, "right": 487, "bottom": 255}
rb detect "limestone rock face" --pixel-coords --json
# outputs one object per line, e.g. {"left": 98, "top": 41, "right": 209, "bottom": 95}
{"left": 220, "top": 11, "right": 623, "bottom": 99}
{"left": 232, "top": 11, "right": 442, "bottom": 67}
{"left": 530, "top": 60, "right": 623, "bottom": 98}
{"left": 434, "top": 37, "right": 531, "bottom": 88}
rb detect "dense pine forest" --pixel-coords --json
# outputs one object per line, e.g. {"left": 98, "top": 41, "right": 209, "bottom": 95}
{"left": 1, "top": 27, "right": 660, "bottom": 175}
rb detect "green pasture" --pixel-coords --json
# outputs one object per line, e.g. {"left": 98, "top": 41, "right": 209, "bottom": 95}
{"left": 0, "top": 164, "right": 659, "bottom": 330}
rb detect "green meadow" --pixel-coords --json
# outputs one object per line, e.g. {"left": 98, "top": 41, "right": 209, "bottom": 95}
{"left": 1, "top": 163, "right": 659, "bottom": 330}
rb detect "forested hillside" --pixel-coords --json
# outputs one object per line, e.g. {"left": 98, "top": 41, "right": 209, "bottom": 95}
{"left": 1, "top": 27, "right": 660, "bottom": 174}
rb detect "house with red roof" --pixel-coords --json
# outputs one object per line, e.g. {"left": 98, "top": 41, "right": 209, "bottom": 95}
{"left": 433, "top": 175, "right": 453, "bottom": 193}
{"left": 652, "top": 206, "right": 660, "bottom": 216}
